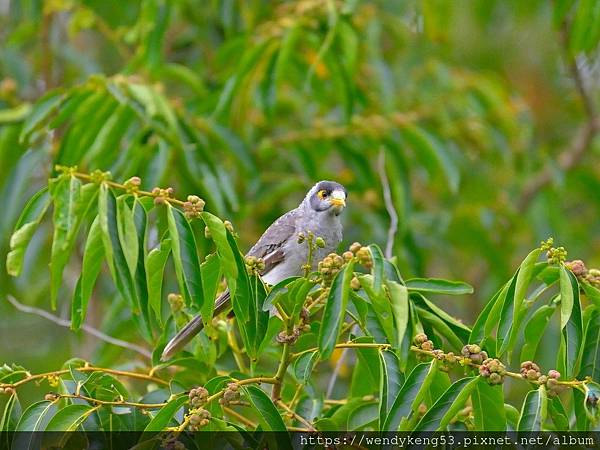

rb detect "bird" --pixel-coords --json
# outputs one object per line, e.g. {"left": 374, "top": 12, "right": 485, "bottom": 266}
{"left": 161, "top": 180, "right": 348, "bottom": 360}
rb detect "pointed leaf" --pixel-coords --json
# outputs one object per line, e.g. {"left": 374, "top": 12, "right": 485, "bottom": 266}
{"left": 472, "top": 377, "right": 506, "bottom": 431}
{"left": 414, "top": 377, "right": 478, "bottom": 431}
{"left": 71, "top": 218, "right": 104, "bottom": 329}
{"left": 518, "top": 387, "right": 547, "bottom": 431}
{"left": 167, "top": 205, "right": 203, "bottom": 310}
{"left": 383, "top": 362, "right": 431, "bottom": 431}
{"left": 319, "top": 261, "right": 355, "bottom": 359}
{"left": 405, "top": 278, "right": 473, "bottom": 295}
{"left": 294, "top": 350, "right": 319, "bottom": 385}
{"left": 6, "top": 187, "right": 50, "bottom": 276}
{"left": 146, "top": 239, "right": 172, "bottom": 326}
{"left": 143, "top": 395, "right": 188, "bottom": 432}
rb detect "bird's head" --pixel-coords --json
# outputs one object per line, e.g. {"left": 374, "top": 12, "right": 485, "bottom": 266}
{"left": 306, "top": 180, "right": 348, "bottom": 216}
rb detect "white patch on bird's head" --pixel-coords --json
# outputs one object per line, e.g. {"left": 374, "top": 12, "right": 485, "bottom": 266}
{"left": 306, "top": 180, "right": 348, "bottom": 215}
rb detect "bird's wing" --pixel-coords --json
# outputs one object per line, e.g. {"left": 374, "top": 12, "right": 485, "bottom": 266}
{"left": 161, "top": 208, "right": 299, "bottom": 361}
{"left": 246, "top": 208, "right": 298, "bottom": 275}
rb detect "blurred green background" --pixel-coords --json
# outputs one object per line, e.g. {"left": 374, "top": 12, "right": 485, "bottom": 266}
{"left": 1, "top": 0, "right": 599, "bottom": 382}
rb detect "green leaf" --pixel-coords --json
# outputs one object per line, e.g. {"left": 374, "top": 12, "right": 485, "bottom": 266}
{"left": 582, "top": 283, "right": 600, "bottom": 308}
{"left": 383, "top": 362, "right": 431, "bottom": 431}
{"left": 560, "top": 269, "right": 583, "bottom": 378}
{"left": 227, "top": 231, "right": 251, "bottom": 324}
{"left": 368, "top": 244, "right": 385, "bottom": 296}
{"left": 414, "top": 377, "right": 478, "bottom": 431}
{"left": 548, "top": 396, "right": 570, "bottom": 431}
{"left": 469, "top": 285, "right": 505, "bottom": 343}
{"left": 513, "top": 248, "right": 541, "bottom": 320}
{"left": 518, "top": 387, "right": 548, "bottom": 431}
{"left": 146, "top": 238, "right": 171, "bottom": 326}
{"left": 560, "top": 265, "right": 575, "bottom": 329}
{"left": 6, "top": 187, "right": 51, "bottom": 276}
{"left": 243, "top": 385, "right": 289, "bottom": 434}
{"left": 580, "top": 308, "right": 600, "bottom": 382}
{"left": 167, "top": 205, "right": 203, "bottom": 310}
{"left": 348, "top": 403, "right": 379, "bottom": 430}
{"left": 50, "top": 177, "right": 98, "bottom": 309}
{"left": 20, "top": 88, "right": 64, "bottom": 143}
{"left": 98, "top": 184, "right": 138, "bottom": 312}
{"left": 15, "top": 400, "right": 58, "bottom": 431}
{"left": 387, "top": 280, "right": 409, "bottom": 349}
{"left": 412, "top": 293, "right": 471, "bottom": 341}
{"left": 399, "top": 361, "right": 440, "bottom": 431}
{"left": 405, "top": 278, "right": 473, "bottom": 295}
{"left": 44, "top": 404, "right": 97, "bottom": 431}
{"left": 520, "top": 305, "right": 556, "bottom": 362}
{"left": 294, "top": 350, "right": 319, "bottom": 385}
{"left": 0, "top": 393, "right": 21, "bottom": 432}
{"left": 359, "top": 274, "right": 395, "bottom": 345}
{"left": 117, "top": 196, "right": 139, "bottom": 277}
{"left": 472, "top": 377, "right": 506, "bottom": 431}
{"left": 143, "top": 395, "right": 187, "bottom": 432}
{"left": 71, "top": 218, "right": 104, "bottom": 330}
{"left": 319, "top": 261, "right": 355, "bottom": 359}
{"left": 200, "top": 253, "right": 222, "bottom": 326}
{"left": 378, "top": 349, "right": 403, "bottom": 428}
{"left": 201, "top": 211, "right": 238, "bottom": 298}
{"left": 497, "top": 270, "right": 519, "bottom": 355}
{"left": 416, "top": 307, "right": 464, "bottom": 351}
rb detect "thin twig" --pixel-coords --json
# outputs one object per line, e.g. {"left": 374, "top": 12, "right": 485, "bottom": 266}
{"left": 7, "top": 295, "right": 152, "bottom": 359}
{"left": 56, "top": 393, "right": 171, "bottom": 409}
{"left": 517, "top": 21, "right": 599, "bottom": 212}
{"left": 277, "top": 400, "right": 316, "bottom": 431}
{"left": 223, "top": 406, "right": 257, "bottom": 428}
{"left": 378, "top": 149, "right": 399, "bottom": 259}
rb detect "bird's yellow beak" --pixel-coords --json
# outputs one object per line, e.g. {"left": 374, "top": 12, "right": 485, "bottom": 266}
{"left": 330, "top": 197, "right": 346, "bottom": 207}
{"left": 330, "top": 190, "right": 346, "bottom": 208}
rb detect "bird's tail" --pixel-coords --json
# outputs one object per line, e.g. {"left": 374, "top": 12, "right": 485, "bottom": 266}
{"left": 160, "top": 290, "right": 231, "bottom": 361}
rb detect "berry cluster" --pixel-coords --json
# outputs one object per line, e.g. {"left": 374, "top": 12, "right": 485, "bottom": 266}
{"left": 414, "top": 333, "right": 434, "bottom": 351}
{"left": 218, "top": 383, "right": 240, "bottom": 406}
{"left": 541, "top": 238, "right": 567, "bottom": 264}
{"left": 244, "top": 256, "right": 266, "bottom": 274}
{"left": 123, "top": 176, "right": 141, "bottom": 194}
{"left": 461, "top": 344, "right": 488, "bottom": 364}
{"left": 167, "top": 293, "right": 184, "bottom": 312}
{"left": 188, "top": 386, "right": 209, "bottom": 408}
{"left": 183, "top": 195, "right": 205, "bottom": 219}
{"left": 519, "top": 361, "right": 541, "bottom": 381}
{"left": 187, "top": 408, "right": 211, "bottom": 431}
{"left": 565, "top": 259, "right": 600, "bottom": 287}
{"left": 152, "top": 187, "right": 174, "bottom": 205}
{"left": 352, "top": 243, "right": 373, "bottom": 269}
{"left": 318, "top": 253, "right": 345, "bottom": 287}
{"left": 479, "top": 358, "right": 506, "bottom": 385}
{"left": 89, "top": 169, "right": 111, "bottom": 183}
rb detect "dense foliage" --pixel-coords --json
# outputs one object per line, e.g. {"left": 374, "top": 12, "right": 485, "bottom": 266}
{"left": 2, "top": 0, "right": 600, "bottom": 440}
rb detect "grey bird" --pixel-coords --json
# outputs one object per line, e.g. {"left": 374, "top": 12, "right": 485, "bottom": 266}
{"left": 161, "top": 180, "right": 347, "bottom": 360}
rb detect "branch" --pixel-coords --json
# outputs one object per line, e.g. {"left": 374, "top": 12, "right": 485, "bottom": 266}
{"left": 517, "top": 22, "right": 599, "bottom": 212}
{"left": 6, "top": 295, "right": 152, "bottom": 359}
{"left": 378, "top": 149, "right": 399, "bottom": 258}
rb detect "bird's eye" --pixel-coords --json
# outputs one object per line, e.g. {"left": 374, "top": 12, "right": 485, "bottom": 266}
{"left": 317, "top": 189, "right": 328, "bottom": 199}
